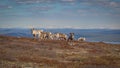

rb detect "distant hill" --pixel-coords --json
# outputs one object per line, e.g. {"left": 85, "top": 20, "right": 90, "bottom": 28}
{"left": 0, "top": 28, "right": 120, "bottom": 44}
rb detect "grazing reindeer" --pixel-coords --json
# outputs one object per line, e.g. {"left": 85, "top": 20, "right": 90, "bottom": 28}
{"left": 31, "top": 28, "right": 43, "bottom": 39}
{"left": 68, "top": 33, "right": 74, "bottom": 41}
{"left": 40, "top": 32, "right": 52, "bottom": 40}
{"left": 58, "top": 33, "right": 68, "bottom": 40}
{"left": 49, "top": 33, "right": 59, "bottom": 40}
{"left": 78, "top": 37, "right": 86, "bottom": 41}
{"left": 44, "top": 32, "right": 52, "bottom": 39}
{"left": 50, "top": 33, "right": 67, "bottom": 40}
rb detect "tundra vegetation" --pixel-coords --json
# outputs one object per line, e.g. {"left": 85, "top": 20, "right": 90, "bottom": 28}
{"left": 0, "top": 35, "right": 120, "bottom": 68}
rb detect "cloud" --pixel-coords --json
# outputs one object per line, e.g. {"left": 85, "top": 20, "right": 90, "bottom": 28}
{"left": 0, "top": 5, "right": 12, "bottom": 9}
{"left": 15, "top": 0, "right": 56, "bottom": 4}
{"left": 15, "top": 0, "right": 41, "bottom": 4}
{"left": 89, "top": 0, "right": 120, "bottom": 8}
{"left": 31, "top": 6, "right": 53, "bottom": 11}
{"left": 14, "top": 0, "right": 120, "bottom": 9}
{"left": 61, "top": 0, "right": 75, "bottom": 2}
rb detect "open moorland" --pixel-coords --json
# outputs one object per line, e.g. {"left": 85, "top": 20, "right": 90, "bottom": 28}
{"left": 0, "top": 35, "right": 120, "bottom": 68}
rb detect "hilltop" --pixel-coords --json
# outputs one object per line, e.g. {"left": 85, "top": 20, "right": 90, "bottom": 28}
{"left": 0, "top": 35, "right": 120, "bottom": 68}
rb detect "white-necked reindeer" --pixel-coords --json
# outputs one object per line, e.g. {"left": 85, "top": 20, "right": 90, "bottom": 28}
{"left": 31, "top": 28, "right": 43, "bottom": 39}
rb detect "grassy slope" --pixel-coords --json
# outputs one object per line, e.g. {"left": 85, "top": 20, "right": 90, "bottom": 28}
{"left": 0, "top": 35, "right": 120, "bottom": 68}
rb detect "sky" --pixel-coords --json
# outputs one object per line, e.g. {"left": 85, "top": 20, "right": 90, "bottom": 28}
{"left": 0, "top": 0, "right": 120, "bottom": 29}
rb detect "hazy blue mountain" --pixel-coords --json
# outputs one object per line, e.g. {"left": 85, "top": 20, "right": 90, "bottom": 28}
{"left": 0, "top": 28, "right": 120, "bottom": 44}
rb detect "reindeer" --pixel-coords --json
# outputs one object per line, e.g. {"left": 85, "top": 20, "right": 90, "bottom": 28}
{"left": 50, "top": 33, "right": 67, "bottom": 40}
{"left": 67, "top": 33, "right": 74, "bottom": 41}
{"left": 40, "top": 32, "right": 52, "bottom": 40}
{"left": 31, "top": 28, "right": 43, "bottom": 39}
{"left": 78, "top": 37, "right": 86, "bottom": 41}
{"left": 58, "top": 33, "right": 68, "bottom": 40}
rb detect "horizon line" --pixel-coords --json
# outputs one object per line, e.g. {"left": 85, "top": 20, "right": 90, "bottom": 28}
{"left": 0, "top": 27, "right": 120, "bottom": 30}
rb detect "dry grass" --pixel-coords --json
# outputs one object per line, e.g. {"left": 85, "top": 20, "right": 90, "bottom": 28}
{"left": 0, "top": 35, "right": 120, "bottom": 68}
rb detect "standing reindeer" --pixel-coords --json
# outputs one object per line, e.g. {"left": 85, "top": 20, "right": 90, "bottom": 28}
{"left": 31, "top": 28, "right": 43, "bottom": 39}
{"left": 68, "top": 33, "right": 74, "bottom": 41}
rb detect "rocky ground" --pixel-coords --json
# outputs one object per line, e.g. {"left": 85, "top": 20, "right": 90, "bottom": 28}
{"left": 0, "top": 35, "right": 120, "bottom": 68}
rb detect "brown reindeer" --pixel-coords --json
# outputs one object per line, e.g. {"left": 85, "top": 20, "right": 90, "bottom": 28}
{"left": 68, "top": 33, "right": 74, "bottom": 41}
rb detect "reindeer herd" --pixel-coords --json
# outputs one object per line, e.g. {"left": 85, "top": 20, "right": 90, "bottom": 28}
{"left": 31, "top": 28, "right": 86, "bottom": 41}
